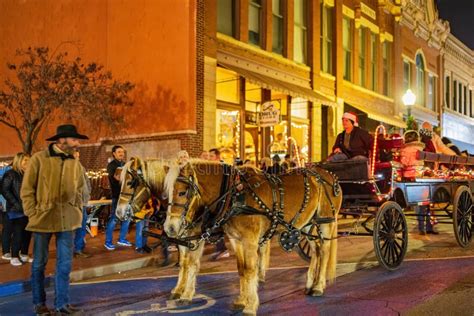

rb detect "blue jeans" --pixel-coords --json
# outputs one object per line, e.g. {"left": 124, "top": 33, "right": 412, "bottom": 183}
{"left": 31, "top": 231, "right": 73, "bottom": 309}
{"left": 105, "top": 198, "right": 130, "bottom": 244}
{"left": 135, "top": 220, "right": 148, "bottom": 249}
{"left": 74, "top": 207, "right": 87, "bottom": 252}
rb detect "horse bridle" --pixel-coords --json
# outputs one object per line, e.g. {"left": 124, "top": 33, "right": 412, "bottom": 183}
{"left": 119, "top": 168, "right": 151, "bottom": 221}
{"left": 168, "top": 174, "right": 202, "bottom": 225}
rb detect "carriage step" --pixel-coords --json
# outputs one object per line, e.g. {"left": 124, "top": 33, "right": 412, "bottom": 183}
{"left": 313, "top": 217, "right": 335, "bottom": 224}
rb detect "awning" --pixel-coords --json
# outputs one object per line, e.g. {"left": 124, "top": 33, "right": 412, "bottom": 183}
{"left": 220, "top": 63, "right": 337, "bottom": 107}
{"left": 346, "top": 102, "right": 406, "bottom": 128}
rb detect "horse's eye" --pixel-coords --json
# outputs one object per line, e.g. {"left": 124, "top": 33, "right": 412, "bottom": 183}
{"left": 178, "top": 191, "right": 187, "bottom": 197}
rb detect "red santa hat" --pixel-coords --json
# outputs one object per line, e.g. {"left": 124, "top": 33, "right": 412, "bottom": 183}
{"left": 342, "top": 112, "right": 359, "bottom": 127}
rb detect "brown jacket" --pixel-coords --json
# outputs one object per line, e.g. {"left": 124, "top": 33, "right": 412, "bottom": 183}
{"left": 21, "top": 144, "right": 85, "bottom": 232}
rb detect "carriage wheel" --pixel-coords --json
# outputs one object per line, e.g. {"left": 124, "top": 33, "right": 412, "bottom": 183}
{"left": 373, "top": 201, "right": 408, "bottom": 271}
{"left": 453, "top": 186, "right": 473, "bottom": 248}
{"left": 296, "top": 238, "right": 311, "bottom": 262}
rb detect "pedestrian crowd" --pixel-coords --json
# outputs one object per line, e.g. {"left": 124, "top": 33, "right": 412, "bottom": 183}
{"left": 1, "top": 117, "right": 473, "bottom": 315}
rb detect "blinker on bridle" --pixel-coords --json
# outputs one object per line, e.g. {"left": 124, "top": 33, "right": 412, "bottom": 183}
{"left": 168, "top": 174, "right": 201, "bottom": 224}
{"left": 119, "top": 168, "right": 151, "bottom": 221}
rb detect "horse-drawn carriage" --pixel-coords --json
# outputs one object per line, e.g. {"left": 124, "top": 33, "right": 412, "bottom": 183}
{"left": 114, "top": 127, "right": 473, "bottom": 315}
{"left": 298, "top": 127, "right": 474, "bottom": 270}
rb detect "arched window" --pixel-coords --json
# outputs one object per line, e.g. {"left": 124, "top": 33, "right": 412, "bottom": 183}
{"left": 416, "top": 53, "right": 425, "bottom": 106}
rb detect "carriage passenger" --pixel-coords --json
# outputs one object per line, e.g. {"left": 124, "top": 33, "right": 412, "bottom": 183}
{"left": 327, "top": 112, "right": 372, "bottom": 162}
{"left": 400, "top": 130, "right": 425, "bottom": 179}
{"left": 400, "top": 130, "right": 438, "bottom": 235}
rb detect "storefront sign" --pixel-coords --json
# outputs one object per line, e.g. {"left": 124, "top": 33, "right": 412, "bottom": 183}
{"left": 259, "top": 101, "right": 280, "bottom": 127}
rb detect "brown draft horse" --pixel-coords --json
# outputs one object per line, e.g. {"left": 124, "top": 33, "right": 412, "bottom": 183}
{"left": 115, "top": 157, "right": 168, "bottom": 224}
{"left": 164, "top": 161, "right": 342, "bottom": 315}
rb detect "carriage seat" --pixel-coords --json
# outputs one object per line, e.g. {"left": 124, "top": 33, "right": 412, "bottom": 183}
{"left": 318, "top": 159, "right": 369, "bottom": 181}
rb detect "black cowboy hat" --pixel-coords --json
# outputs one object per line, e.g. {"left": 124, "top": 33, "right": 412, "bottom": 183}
{"left": 46, "top": 124, "right": 89, "bottom": 141}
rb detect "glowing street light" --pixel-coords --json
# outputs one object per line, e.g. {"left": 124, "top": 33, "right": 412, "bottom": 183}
{"left": 402, "top": 89, "right": 416, "bottom": 118}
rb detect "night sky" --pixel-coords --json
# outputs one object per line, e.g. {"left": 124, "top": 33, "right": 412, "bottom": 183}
{"left": 436, "top": 0, "right": 474, "bottom": 49}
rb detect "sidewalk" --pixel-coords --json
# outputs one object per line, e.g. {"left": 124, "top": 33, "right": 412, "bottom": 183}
{"left": 0, "top": 227, "right": 166, "bottom": 297}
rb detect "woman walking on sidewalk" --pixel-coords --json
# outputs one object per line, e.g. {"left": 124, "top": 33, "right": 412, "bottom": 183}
{"left": 1, "top": 153, "right": 32, "bottom": 266}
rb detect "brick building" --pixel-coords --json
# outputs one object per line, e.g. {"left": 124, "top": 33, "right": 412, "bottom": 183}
{"left": 1, "top": 0, "right": 470, "bottom": 169}
{"left": 0, "top": 0, "right": 202, "bottom": 169}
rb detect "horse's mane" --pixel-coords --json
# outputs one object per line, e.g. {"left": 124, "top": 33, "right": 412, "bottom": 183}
{"left": 122, "top": 158, "right": 171, "bottom": 193}
{"left": 164, "top": 159, "right": 224, "bottom": 202}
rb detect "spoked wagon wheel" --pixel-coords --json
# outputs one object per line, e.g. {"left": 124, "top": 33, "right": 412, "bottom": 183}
{"left": 453, "top": 186, "right": 473, "bottom": 248}
{"left": 296, "top": 238, "right": 311, "bottom": 262}
{"left": 373, "top": 201, "right": 408, "bottom": 271}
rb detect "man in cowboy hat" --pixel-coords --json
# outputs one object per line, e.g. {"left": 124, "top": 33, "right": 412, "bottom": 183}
{"left": 21, "top": 124, "right": 88, "bottom": 315}
{"left": 328, "top": 112, "right": 372, "bottom": 162}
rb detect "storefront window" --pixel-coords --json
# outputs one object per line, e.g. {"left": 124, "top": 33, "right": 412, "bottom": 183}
{"left": 244, "top": 82, "right": 262, "bottom": 163}
{"left": 216, "top": 67, "right": 239, "bottom": 104}
{"left": 290, "top": 98, "right": 309, "bottom": 163}
{"left": 216, "top": 109, "right": 240, "bottom": 164}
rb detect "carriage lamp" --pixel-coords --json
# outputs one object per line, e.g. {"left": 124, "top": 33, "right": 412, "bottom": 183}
{"left": 402, "top": 89, "right": 416, "bottom": 118}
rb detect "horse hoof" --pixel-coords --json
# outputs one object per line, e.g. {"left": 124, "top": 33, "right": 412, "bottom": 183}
{"left": 231, "top": 302, "right": 245, "bottom": 311}
{"left": 304, "top": 288, "right": 313, "bottom": 296}
{"left": 310, "top": 289, "right": 324, "bottom": 297}
{"left": 176, "top": 299, "right": 192, "bottom": 306}
{"left": 169, "top": 293, "right": 181, "bottom": 300}
{"left": 242, "top": 310, "right": 256, "bottom": 316}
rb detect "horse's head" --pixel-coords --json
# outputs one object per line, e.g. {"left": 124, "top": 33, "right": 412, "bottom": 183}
{"left": 163, "top": 161, "right": 201, "bottom": 238}
{"left": 116, "top": 157, "right": 152, "bottom": 221}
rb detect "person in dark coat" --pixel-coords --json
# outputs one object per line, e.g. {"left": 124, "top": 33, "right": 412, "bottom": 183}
{"left": 328, "top": 112, "right": 373, "bottom": 162}
{"left": 1, "top": 153, "right": 32, "bottom": 266}
{"left": 269, "top": 155, "right": 283, "bottom": 174}
{"left": 441, "top": 137, "right": 462, "bottom": 156}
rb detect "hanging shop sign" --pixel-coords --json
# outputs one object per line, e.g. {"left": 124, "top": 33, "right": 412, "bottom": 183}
{"left": 259, "top": 101, "right": 280, "bottom": 127}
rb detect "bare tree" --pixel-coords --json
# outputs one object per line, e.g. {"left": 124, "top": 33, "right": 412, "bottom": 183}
{"left": 0, "top": 47, "right": 134, "bottom": 154}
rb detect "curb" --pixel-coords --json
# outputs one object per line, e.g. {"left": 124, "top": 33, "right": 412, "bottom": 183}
{"left": 0, "top": 255, "right": 158, "bottom": 298}
{"left": 0, "top": 259, "right": 378, "bottom": 298}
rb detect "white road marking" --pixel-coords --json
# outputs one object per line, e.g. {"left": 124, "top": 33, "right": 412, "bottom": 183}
{"left": 115, "top": 294, "right": 216, "bottom": 315}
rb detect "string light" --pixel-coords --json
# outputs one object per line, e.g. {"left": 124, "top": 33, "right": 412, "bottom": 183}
{"left": 371, "top": 125, "right": 386, "bottom": 178}
{"left": 287, "top": 137, "right": 301, "bottom": 167}
{"left": 86, "top": 169, "right": 108, "bottom": 180}
{"left": 235, "top": 112, "right": 240, "bottom": 156}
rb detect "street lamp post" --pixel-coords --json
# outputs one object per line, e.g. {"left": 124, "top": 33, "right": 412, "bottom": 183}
{"left": 402, "top": 89, "right": 416, "bottom": 118}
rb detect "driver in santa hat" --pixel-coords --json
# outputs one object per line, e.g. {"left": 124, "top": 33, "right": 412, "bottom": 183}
{"left": 328, "top": 112, "right": 373, "bottom": 162}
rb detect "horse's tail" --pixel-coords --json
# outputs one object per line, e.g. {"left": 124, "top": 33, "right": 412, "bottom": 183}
{"left": 326, "top": 218, "right": 338, "bottom": 284}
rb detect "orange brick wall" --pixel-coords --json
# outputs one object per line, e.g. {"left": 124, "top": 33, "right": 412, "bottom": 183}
{"left": 0, "top": 0, "right": 197, "bottom": 158}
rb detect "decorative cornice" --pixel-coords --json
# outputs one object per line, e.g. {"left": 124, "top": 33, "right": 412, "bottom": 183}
{"left": 216, "top": 33, "right": 311, "bottom": 88}
{"left": 444, "top": 34, "right": 474, "bottom": 68}
{"left": 399, "top": 0, "right": 449, "bottom": 51}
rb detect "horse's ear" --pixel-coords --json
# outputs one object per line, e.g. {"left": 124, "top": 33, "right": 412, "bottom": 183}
{"left": 181, "top": 161, "right": 193, "bottom": 176}
{"left": 130, "top": 157, "right": 143, "bottom": 170}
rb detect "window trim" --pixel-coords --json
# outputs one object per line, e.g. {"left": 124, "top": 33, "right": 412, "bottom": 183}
{"left": 293, "top": 0, "right": 308, "bottom": 64}
{"left": 320, "top": 2, "right": 333, "bottom": 74}
{"left": 249, "top": 0, "right": 263, "bottom": 46}
{"left": 342, "top": 16, "right": 353, "bottom": 81}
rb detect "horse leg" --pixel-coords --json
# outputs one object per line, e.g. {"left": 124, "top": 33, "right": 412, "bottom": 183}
{"left": 170, "top": 245, "right": 189, "bottom": 300}
{"left": 178, "top": 241, "right": 205, "bottom": 305}
{"left": 304, "top": 238, "right": 319, "bottom": 295}
{"left": 229, "top": 238, "right": 246, "bottom": 311}
{"left": 311, "top": 223, "right": 334, "bottom": 296}
{"left": 257, "top": 241, "right": 271, "bottom": 283}
{"left": 242, "top": 239, "right": 260, "bottom": 316}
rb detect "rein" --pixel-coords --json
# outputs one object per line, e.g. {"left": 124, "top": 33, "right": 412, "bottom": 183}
{"left": 169, "top": 164, "right": 340, "bottom": 251}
